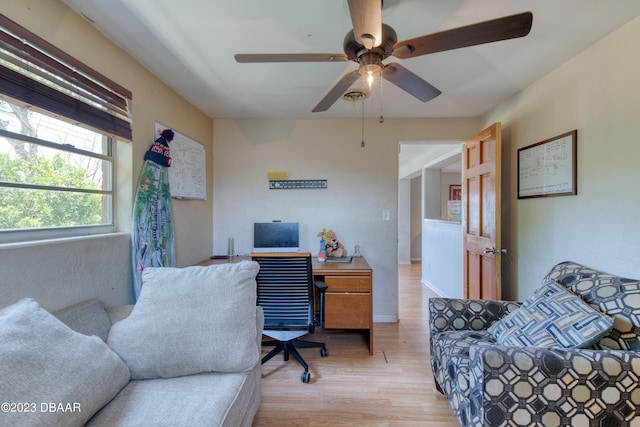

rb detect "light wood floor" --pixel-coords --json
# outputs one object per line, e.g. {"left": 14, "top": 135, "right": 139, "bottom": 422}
{"left": 252, "top": 262, "right": 459, "bottom": 426}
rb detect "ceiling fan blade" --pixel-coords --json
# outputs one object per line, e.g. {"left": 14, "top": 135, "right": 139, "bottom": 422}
{"left": 235, "top": 53, "right": 348, "bottom": 63}
{"left": 312, "top": 70, "right": 360, "bottom": 112}
{"left": 392, "top": 12, "right": 533, "bottom": 59}
{"left": 347, "top": 0, "right": 382, "bottom": 49}
{"left": 382, "top": 63, "right": 441, "bottom": 102}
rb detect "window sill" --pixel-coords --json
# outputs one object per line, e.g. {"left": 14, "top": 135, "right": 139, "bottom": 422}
{"left": 0, "top": 231, "right": 129, "bottom": 251}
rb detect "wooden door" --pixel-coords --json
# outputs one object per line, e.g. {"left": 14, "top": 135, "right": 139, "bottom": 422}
{"left": 463, "top": 123, "right": 503, "bottom": 300}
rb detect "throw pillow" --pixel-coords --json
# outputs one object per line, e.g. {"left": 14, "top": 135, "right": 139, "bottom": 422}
{"left": 488, "top": 280, "right": 613, "bottom": 348}
{"left": 108, "top": 261, "right": 260, "bottom": 379}
{"left": 0, "top": 298, "right": 130, "bottom": 427}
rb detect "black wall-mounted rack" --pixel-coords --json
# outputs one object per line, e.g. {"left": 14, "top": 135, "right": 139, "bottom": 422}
{"left": 269, "top": 179, "right": 327, "bottom": 189}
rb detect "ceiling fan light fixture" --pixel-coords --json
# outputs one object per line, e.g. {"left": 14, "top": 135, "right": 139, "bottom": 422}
{"left": 341, "top": 88, "right": 369, "bottom": 103}
{"left": 357, "top": 51, "right": 383, "bottom": 88}
{"left": 359, "top": 63, "right": 382, "bottom": 76}
{"left": 362, "top": 66, "right": 379, "bottom": 89}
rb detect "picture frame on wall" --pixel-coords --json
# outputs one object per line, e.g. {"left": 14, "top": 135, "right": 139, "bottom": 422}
{"left": 517, "top": 130, "right": 577, "bottom": 199}
{"left": 449, "top": 184, "right": 462, "bottom": 201}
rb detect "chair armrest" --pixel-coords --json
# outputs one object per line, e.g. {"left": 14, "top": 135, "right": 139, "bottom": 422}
{"left": 429, "top": 298, "right": 520, "bottom": 334}
{"left": 468, "top": 346, "right": 640, "bottom": 426}
{"left": 314, "top": 279, "right": 328, "bottom": 292}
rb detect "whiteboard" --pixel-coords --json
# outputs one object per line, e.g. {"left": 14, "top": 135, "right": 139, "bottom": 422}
{"left": 517, "top": 130, "right": 577, "bottom": 199}
{"left": 153, "top": 121, "right": 206, "bottom": 200}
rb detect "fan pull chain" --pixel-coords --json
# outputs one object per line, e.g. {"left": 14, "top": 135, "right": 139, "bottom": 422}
{"left": 361, "top": 99, "right": 365, "bottom": 148}
{"left": 379, "top": 73, "right": 384, "bottom": 123}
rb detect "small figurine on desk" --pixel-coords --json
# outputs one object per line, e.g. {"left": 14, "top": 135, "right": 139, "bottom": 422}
{"left": 323, "top": 229, "right": 347, "bottom": 258}
{"left": 316, "top": 228, "right": 330, "bottom": 261}
{"left": 317, "top": 237, "right": 327, "bottom": 262}
{"left": 353, "top": 244, "right": 362, "bottom": 257}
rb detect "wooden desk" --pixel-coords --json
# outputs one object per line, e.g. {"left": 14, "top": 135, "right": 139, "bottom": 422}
{"left": 313, "top": 257, "right": 373, "bottom": 355}
{"left": 196, "top": 255, "right": 374, "bottom": 355}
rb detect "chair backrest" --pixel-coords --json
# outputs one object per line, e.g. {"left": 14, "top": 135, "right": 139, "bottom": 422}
{"left": 252, "top": 252, "right": 314, "bottom": 331}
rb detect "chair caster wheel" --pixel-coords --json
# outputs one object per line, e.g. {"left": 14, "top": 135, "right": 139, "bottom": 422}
{"left": 320, "top": 348, "right": 328, "bottom": 357}
{"left": 301, "top": 371, "right": 310, "bottom": 383}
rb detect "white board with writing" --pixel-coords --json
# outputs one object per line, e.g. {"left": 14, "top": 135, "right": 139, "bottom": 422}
{"left": 154, "top": 121, "right": 206, "bottom": 200}
{"left": 518, "top": 130, "right": 577, "bottom": 199}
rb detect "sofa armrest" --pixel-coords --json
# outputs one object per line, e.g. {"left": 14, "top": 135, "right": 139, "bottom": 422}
{"left": 429, "top": 298, "right": 520, "bottom": 334}
{"left": 54, "top": 299, "right": 112, "bottom": 342}
{"left": 256, "top": 306, "right": 264, "bottom": 350}
{"left": 105, "top": 304, "right": 134, "bottom": 325}
{"left": 429, "top": 298, "right": 520, "bottom": 360}
{"left": 468, "top": 346, "right": 640, "bottom": 426}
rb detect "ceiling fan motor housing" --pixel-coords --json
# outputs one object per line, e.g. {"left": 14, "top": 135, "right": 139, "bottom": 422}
{"left": 343, "top": 23, "right": 397, "bottom": 63}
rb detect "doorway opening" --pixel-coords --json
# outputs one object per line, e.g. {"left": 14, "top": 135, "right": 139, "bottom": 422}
{"left": 398, "top": 141, "right": 465, "bottom": 301}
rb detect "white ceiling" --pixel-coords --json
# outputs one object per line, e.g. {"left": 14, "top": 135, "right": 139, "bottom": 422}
{"left": 60, "top": 0, "right": 640, "bottom": 121}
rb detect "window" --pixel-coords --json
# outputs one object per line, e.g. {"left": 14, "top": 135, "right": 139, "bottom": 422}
{"left": 0, "top": 14, "right": 131, "bottom": 243}
{"left": 0, "top": 98, "right": 114, "bottom": 241}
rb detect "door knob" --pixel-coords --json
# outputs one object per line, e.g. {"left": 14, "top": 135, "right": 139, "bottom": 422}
{"left": 484, "top": 247, "right": 507, "bottom": 254}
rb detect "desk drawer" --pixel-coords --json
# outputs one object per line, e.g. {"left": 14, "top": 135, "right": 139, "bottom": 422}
{"left": 325, "top": 276, "right": 370, "bottom": 292}
{"left": 324, "top": 293, "right": 370, "bottom": 329}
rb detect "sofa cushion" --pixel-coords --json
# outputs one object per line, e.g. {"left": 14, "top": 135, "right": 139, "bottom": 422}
{"left": 86, "top": 365, "right": 261, "bottom": 427}
{"left": 0, "top": 298, "right": 130, "bottom": 427}
{"left": 488, "top": 280, "right": 613, "bottom": 348}
{"left": 108, "top": 261, "right": 260, "bottom": 379}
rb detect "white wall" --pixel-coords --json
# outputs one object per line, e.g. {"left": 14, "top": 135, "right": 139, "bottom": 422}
{"left": 213, "top": 118, "right": 479, "bottom": 322}
{"left": 410, "top": 176, "right": 422, "bottom": 260}
{"left": 398, "top": 179, "right": 411, "bottom": 264}
{"left": 1, "top": 0, "right": 214, "bottom": 311}
{"left": 483, "top": 16, "right": 640, "bottom": 300}
{"left": 0, "top": 235, "right": 132, "bottom": 311}
{"left": 422, "top": 220, "right": 463, "bottom": 298}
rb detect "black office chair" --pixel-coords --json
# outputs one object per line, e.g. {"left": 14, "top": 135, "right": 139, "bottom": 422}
{"left": 252, "top": 252, "right": 328, "bottom": 383}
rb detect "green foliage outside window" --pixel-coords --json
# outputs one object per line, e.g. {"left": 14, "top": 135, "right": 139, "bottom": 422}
{"left": 0, "top": 100, "right": 113, "bottom": 234}
{"left": 0, "top": 153, "right": 103, "bottom": 229}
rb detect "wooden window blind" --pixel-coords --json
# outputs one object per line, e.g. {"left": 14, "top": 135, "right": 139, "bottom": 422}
{"left": 0, "top": 14, "right": 132, "bottom": 140}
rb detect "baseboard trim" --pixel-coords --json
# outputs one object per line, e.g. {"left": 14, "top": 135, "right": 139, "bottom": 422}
{"left": 421, "top": 278, "right": 451, "bottom": 298}
{"left": 373, "top": 314, "right": 398, "bottom": 323}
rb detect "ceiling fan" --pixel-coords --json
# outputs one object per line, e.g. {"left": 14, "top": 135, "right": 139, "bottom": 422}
{"left": 235, "top": 0, "right": 533, "bottom": 112}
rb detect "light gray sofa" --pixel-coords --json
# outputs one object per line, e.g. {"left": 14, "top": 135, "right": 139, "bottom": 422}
{"left": 429, "top": 261, "right": 640, "bottom": 426}
{"left": 0, "top": 261, "right": 263, "bottom": 427}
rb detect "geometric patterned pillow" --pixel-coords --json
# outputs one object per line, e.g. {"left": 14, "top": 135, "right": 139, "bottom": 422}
{"left": 488, "top": 280, "right": 614, "bottom": 348}
{"left": 544, "top": 261, "right": 640, "bottom": 350}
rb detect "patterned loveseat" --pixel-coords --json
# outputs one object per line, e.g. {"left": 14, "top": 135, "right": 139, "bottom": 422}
{"left": 429, "top": 261, "right": 640, "bottom": 426}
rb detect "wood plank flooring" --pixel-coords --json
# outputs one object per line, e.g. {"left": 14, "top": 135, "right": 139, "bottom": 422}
{"left": 252, "top": 262, "right": 459, "bottom": 426}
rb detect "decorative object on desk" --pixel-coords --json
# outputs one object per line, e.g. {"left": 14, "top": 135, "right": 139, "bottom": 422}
{"left": 322, "top": 229, "right": 348, "bottom": 258}
{"left": 317, "top": 240, "right": 327, "bottom": 262}
{"left": 131, "top": 128, "right": 176, "bottom": 300}
{"left": 353, "top": 244, "right": 362, "bottom": 257}
{"left": 316, "top": 229, "right": 328, "bottom": 262}
{"left": 227, "top": 237, "right": 234, "bottom": 257}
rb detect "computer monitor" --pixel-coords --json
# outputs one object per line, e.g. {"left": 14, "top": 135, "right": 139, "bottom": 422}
{"left": 252, "top": 222, "right": 299, "bottom": 252}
